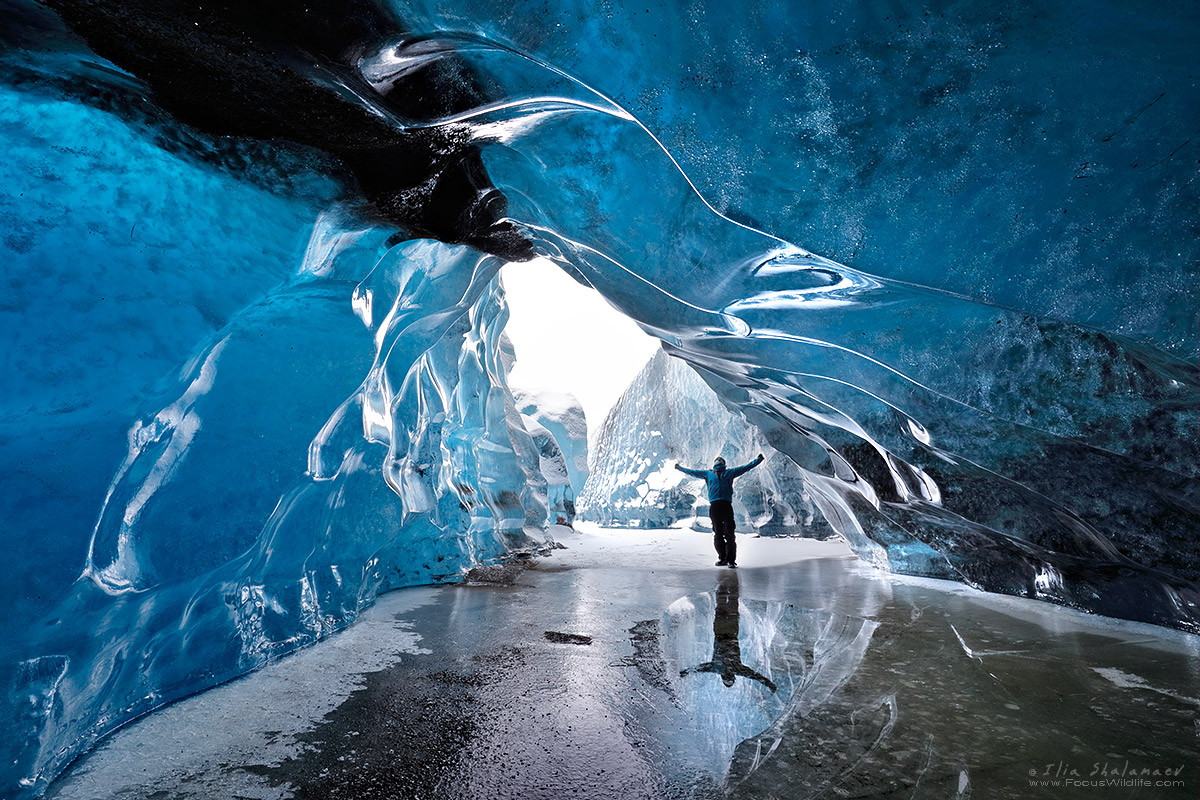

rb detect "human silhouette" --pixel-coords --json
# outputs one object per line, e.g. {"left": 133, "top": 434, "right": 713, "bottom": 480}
{"left": 680, "top": 570, "right": 776, "bottom": 691}
{"left": 675, "top": 453, "right": 763, "bottom": 566}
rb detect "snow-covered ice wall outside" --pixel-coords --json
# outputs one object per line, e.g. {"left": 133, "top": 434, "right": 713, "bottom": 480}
{"left": 581, "top": 351, "right": 833, "bottom": 538}
{"left": 515, "top": 390, "right": 590, "bottom": 525}
{"left": 1, "top": 0, "right": 1197, "bottom": 795}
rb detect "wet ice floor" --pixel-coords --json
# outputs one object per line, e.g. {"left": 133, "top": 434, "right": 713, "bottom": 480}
{"left": 47, "top": 527, "right": 1199, "bottom": 799}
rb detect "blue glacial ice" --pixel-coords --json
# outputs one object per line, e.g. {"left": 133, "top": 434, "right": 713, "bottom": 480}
{"left": 1, "top": 0, "right": 1198, "bottom": 795}
{"left": 514, "top": 389, "right": 590, "bottom": 525}
{"left": 581, "top": 350, "right": 833, "bottom": 537}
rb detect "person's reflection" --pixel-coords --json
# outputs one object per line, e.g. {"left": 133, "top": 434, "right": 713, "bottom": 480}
{"left": 680, "top": 570, "right": 777, "bottom": 691}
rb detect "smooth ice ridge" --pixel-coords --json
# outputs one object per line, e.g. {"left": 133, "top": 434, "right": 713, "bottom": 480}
{"left": 2, "top": 2, "right": 1197, "bottom": 796}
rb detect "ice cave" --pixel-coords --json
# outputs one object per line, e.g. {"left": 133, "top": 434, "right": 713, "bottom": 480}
{"left": 1, "top": 0, "right": 1197, "bottom": 796}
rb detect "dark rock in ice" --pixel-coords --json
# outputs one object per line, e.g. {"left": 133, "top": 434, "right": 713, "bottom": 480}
{"left": 36, "top": 0, "right": 535, "bottom": 259}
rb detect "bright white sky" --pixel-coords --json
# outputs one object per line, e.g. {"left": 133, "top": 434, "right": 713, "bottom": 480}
{"left": 501, "top": 258, "right": 660, "bottom": 434}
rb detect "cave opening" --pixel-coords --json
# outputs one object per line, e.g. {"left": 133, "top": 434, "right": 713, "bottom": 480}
{"left": 500, "top": 257, "right": 659, "bottom": 449}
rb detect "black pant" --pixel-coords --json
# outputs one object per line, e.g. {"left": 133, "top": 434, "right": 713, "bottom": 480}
{"left": 710, "top": 500, "right": 736, "bottom": 563}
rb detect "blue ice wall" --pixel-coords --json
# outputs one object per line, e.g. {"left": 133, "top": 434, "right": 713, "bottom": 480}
{"left": 0, "top": 82, "right": 337, "bottom": 628}
{"left": 393, "top": 0, "right": 1200, "bottom": 354}
{"left": 1, "top": 62, "right": 553, "bottom": 793}
{"left": 0, "top": 80, "right": 332, "bottom": 790}
{"left": 1, "top": 0, "right": 1197, "bottom": 796}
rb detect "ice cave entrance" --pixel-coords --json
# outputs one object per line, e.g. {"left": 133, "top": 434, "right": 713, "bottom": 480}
{"left": 501, "top": 258, "right": 659, "bottom": 444}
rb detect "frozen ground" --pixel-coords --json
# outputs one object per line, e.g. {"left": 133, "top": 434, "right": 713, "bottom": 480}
{"left": 46, "top": 527, "right": 1199, "bottom": 799}
{"left": 550, "top": 522, "right": 852, "bottom": 570}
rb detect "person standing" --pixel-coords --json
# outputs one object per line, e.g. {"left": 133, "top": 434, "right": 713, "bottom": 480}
{"left": 675, "top": 453, "right": 764, "bottom": 567}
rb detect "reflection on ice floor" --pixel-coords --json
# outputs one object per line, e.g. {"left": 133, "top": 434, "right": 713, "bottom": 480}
{"left": 45, "top": 530, "right": 1199, "bottom": 800}
{"left": 662, "top": 570, "right": 878, "bottom": 783}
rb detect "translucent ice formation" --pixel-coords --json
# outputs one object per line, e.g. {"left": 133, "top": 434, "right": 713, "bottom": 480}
{"left": 10, "top": 232, "right": 557, "bottom": 795}
{"left": 393, "top": 31, "right": 1194, "bottom": 636}
{"left": 515, "top": 390, "right": 590, "bottom": 525}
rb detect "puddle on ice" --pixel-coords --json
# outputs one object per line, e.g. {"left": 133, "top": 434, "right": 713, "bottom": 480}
{"left": 658, "top": 570, "right": 878, "bottom": 783}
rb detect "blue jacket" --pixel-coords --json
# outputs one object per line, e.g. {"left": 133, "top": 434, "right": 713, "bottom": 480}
{"left": 675, "top": 455, "right": 764, "bottom": 503}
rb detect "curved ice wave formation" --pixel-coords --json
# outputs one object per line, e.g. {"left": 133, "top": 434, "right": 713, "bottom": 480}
{"left": 385, "top": 32, "right": 1197, "bottom": 626}
{"left": 1, "top": 9, "right": 1196, "bottom": 798}
{"left": 15, "top": 234, "right": 556, "bottom": 795}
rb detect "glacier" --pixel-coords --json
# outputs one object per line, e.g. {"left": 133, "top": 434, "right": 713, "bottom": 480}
{"left": 515, "top": 389, "right": 590, "bottom": 525}
{"left": 1, "top": 0, "right": 1198, "bottom": 795}
{"left": 581, "top": 350, "right": 834, "bottom": 537}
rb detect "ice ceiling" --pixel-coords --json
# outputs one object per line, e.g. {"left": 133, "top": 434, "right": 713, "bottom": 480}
{"left": 1, "top": 0, "right": 1197, "bottom": 794}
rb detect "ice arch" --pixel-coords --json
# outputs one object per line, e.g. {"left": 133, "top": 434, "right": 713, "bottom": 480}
{"left": 2, "top": 0, "right": 1197, "bottom": 795}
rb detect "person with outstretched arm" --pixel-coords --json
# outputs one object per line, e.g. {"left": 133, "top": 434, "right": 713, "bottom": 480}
{"left": 680, "top": 571, "right": 776, "bottom": 691}
{"left": 674, "top": 453, "right": 764, "bottom": 567}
